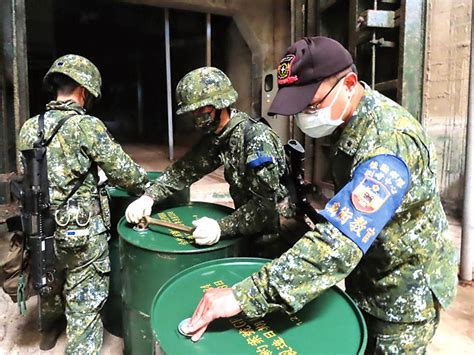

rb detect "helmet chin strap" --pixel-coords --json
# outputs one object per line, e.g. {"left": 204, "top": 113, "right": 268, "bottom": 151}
{"left": 212, "top": 108, "right": 225, "bottom": 133}
{"left": 82, "top": 89, "right": 94, "bottom": 112}
{"left": 214, "top": 109, "right": 222, "bottom": 121}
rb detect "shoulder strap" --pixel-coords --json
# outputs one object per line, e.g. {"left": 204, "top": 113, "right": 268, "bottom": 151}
{"left": 43, "top": 113, "right": 77, "bottom": 147}
{"left": 57, "top": 163, "right": 95, "bottom": 209}
{"left": 243, "top": 116, "right": 271, "bottom": 146}
{"left": 38, "top": 113, "right": 45, "bottom": 136}
{"left": 249, "top": 116, "right": 271, "bottom": 127}
{"left": 242, "top": 117, "right": 270, "bottom": 171}
{"left": 243, "top": 118, "right": 254, "bottom": 146}
{"left": 33, "top": 113, "right": 46, "bottom": 148}
{"left": 35, "top": 112, "right": 92, "bottom": 209}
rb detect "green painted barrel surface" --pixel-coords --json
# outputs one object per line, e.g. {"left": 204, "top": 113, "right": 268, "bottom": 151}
{"left": 151, "top": 258, "right": 367, "bottom": 354}
{"left": 119, "top": 202, "right": 243, "bottom": 355}
{"left": 102, "top": 171, "right": 189, "bottom": 337}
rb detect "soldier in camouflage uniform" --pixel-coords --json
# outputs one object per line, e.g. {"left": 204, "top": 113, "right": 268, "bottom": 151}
{"left": 17, "top": 54, "right": 148, "bottom": 354}
{"left": 181, "top": 37, "right": 458, "bottom": 354}
{"left": 126, "top": 67, "right": 308, "bottom": 252}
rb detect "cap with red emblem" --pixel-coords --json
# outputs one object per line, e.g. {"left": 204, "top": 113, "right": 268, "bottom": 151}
{"left": 268, "top": 36, "right": 353, "bottom": 116}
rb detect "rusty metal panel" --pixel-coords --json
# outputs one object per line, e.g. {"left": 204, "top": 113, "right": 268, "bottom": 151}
{"left": 310, "top": 0, "right": 427, "bottom": 195}
{"left": 348, "top": 0, "right": 359, "bottom": 58}
{"left": 292, "top": 0, "right": 307, "bottom": 40}
{"left": 0, "top": 5, "right": 8, "bottom": 179}
{"left": 306, "top": 0, "right": 317, "bottom": 36}
{"left": 0, "top": 0, "right": 29, "bottom": 164}
{"left": 398, "top": 0, "right": 425, "bottom": 119}
{"left": 359, "top": 10, "right": 395, "bottom": 29}
{"left": 0, "top": 0, "right": 29, "bottom": 204}
{"left": 14, "top": 0, "right": 29, "bottom": 131}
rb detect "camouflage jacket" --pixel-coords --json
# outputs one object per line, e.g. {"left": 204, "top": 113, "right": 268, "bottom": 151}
{"left": 18, "top": 100, "right": 148, "bottom": 235}
{"left": 232, "top": 85, "right": 458, "bottom": 323}
{"left": 145, "top": 109, "right": 289, "bottom": 237}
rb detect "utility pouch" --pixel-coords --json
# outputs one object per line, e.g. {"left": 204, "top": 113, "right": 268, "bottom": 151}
{"left": 54, "top": 200, "right": 92, "bottom": 249}
{"left": 92, "top": 255, "right": 111, "bottom": 275}
{"left": 54, "top": 227, "right": 89, "bottom": 249}
{"left": 99, "top": 187, "right": 111, "bottom": 229}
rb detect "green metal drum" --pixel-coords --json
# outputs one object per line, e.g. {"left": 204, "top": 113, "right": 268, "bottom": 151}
{"left": 102, "top": 171, "right": 189, "bottom": 337}
{"left": 151, "top": 258, "right": 367, "bottom": 354}
{"left": 119, "top": 202, "right": 243, "bottom": 355}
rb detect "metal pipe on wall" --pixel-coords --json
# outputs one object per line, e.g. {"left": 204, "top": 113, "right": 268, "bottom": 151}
{"left": 206, "top": 13, "right": 211, "bottom": 66}
{"left": 136, "top": 52, "right": 144, "bottom": 137}
{"left": 289, "top": 0, "right": 296, "bottom": 139}
{"left": 371, "top": 0, "right": 378, "bottom": 89}
{"left": 290, "top": 0, "right": 295, "bottom": 43}
{"left": 460, "top": 6, "right": 474, "bottom": 282}
{"left": 164, "top": 8, "right": 174, "bottom": 161}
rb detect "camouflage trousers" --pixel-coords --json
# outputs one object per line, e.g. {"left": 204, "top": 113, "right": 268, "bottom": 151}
{"left": 41, "top": 231, "right": 110, "bottom": 355}
{"left": 362, "top": 309, "right": 440, "bottom": 354}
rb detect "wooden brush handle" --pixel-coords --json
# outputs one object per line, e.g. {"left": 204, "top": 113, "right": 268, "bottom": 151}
{"left": 138, "top": 215, "right": 194, "bottom": 234}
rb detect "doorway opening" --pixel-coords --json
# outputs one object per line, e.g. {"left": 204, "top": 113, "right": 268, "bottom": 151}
{"left": 25, "top": 0, "right": 252, "bottom": 155}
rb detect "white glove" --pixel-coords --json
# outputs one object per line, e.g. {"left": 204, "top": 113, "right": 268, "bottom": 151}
{"left": 125, "top": 195, "right": 154, "bottom": 223}
{"left": 192, "top": 217, "right": 221, "bottom": 245}
{"left": 98, "top": 168, "right": 108, "bottom": 185}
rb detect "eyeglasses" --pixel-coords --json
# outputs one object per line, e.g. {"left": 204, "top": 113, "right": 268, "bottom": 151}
{"left": 303, "top": 76, "right": 346, "bottom": 114}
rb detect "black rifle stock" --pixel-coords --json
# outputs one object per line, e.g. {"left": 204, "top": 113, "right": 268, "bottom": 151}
{"left": 285, "top": 139, "right": 322, "bottom": 224}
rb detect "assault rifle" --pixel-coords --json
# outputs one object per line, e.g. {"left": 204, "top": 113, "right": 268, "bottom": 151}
{"left": 12, "top": 113, "right": 76, "bottom": 299}
{"left": 15, "top": 132, "right": 57, "bottom": 297}
{"left": 284, "top": 139, "right": 323, "bottom": 224}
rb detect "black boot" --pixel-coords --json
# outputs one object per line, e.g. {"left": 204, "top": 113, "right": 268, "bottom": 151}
{"left": 40, "top": 316, "right": 66, "bottom": 351}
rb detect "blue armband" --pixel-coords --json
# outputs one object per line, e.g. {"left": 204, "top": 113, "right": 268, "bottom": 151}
{"left": 247, "top": 152, "right": 275, "bottom": 168}
{"left": 319, "top": 154, "right": 410, "bottom": 253}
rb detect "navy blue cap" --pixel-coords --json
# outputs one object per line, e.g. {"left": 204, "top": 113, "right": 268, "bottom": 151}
{"left": 269, "top": 37, "right": 353, "bottom": 116}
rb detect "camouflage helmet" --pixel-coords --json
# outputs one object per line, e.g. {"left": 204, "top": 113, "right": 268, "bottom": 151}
{"left": 43, "top": 54, "right": 102, "bottom": 98}
{"left": 176, "top": 67, "right": 238, "bottom": 115}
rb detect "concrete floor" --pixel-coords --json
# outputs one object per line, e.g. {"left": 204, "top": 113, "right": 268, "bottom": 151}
{"left": 0, "top": 143, "right": 472, "bottom": 354}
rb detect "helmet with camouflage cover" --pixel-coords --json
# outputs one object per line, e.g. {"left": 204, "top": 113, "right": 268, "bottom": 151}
{"left": 43, "top": 54, "right": 102, "bottom": 98}
{"left": 176, "top": 67, "right": 238, "bottom": 115}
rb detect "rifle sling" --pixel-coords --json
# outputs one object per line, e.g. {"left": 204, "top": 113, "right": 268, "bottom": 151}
{"left": 37, "top": 112, "right": 95, "bottom": 210}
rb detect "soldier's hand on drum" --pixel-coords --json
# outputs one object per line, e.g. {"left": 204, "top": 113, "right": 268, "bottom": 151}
{"left": 183, "top": 287, "right": 242, "bottom": 342}
{"left": 125, "top": 195, "right": 154, "bottom": 223}
{"left": 192, "top": 217, "right": 221, "bottom": 245}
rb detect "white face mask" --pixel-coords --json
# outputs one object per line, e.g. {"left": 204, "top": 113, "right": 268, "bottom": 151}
{"left": 296, "top": 78, "right": 353, "bottom": 138}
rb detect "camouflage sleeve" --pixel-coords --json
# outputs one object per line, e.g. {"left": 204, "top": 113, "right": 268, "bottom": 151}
{"left": 78, "top": 116, "right": 148, "bottom": 194}
{"left": 218, "top": 199, "right": 277, "bottom": 237}
{"left": 17, "top": 151, "right": 24, "bottom": 174}
{"left": 232, "top": 222, "right": 362, "bottom": 318}
{"left": 217, "top": 177, "right": 278, "bottom": 237}
{"left": 145, "top": 135, "right": 222, "bottom": 201}
{"left": 17, "top": 118, "right": 38, "bottom": 174}
{"left": 218, "top": 128, "right": 285, "bottom": 236}
{"left": 17, "top": 132, "right": 26, "bottom": 174}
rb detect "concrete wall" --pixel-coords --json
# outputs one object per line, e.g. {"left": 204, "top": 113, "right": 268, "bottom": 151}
{"left": 225, "top": 21, "right": 252, "bottom": 114}
{"left": 422, "top": 0, "right": 472, "bottom": 214}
